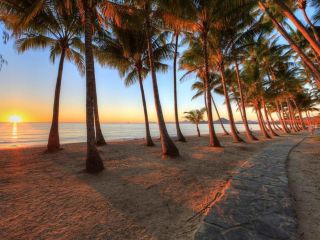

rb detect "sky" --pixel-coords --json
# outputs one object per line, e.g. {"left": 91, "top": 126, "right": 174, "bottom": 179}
{"left": 0, "top": 7, "right": 315, "bottom": 123}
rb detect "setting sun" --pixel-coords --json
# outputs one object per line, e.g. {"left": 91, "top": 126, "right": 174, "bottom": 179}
{"left": 9, "top": 115, "right": 22, "bottom": 123}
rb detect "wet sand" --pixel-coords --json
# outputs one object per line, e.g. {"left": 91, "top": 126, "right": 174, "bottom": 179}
{"left": 0, "top": 132, "right": 313, "bottom": 239}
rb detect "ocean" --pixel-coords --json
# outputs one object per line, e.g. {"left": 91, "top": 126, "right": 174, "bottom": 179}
{"left": 0, "top": 122, "right": 261, "bottom": 149}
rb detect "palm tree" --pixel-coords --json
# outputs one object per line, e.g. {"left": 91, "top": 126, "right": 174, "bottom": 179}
{"left": 1, "top": 1, "right": 85, "bottom": 152}
{"left": 190, "top": 78, "right": 230, "bottom": 136}
{"left": 179, "top": 35, "right": 222, "bottom": 147}
{"left": 184, "top": 108, "right": 206, "bottom": 137}
{"left": 172, "top": 32, "right": 186, "bottom": 142}
{"left": 96, "top": 25, "right": 175, "bottom": 146}
{"left": 124, "top": 0, "right": 180, "bottom": 157}
{"left": 258, "top": 1, "right": 320, "bottom": 85}
{"left": 78, "top": 0, "right": 104, "bottom": 173}
{"left": 297, "top": 0, "right": 320, "bottom": 43}
{"left": 271, "top": 0, "right": 320, "bottom": 56}
{"left": 161, "top": 1, "right": 196, "bottom": 143}
{"left": 0, "top": 0, "right": 108, "bottom": 172}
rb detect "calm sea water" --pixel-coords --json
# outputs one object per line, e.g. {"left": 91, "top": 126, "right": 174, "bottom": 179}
{"left": 0, "top": 122, "right": 260, "bottom": 149}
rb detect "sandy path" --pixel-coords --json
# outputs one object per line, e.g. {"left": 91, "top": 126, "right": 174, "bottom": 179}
{"left": 0, "top": 134, "right": 272, "bottom": 239}
{"left": 289, "top": 136, "right": 320, "bottom": 240}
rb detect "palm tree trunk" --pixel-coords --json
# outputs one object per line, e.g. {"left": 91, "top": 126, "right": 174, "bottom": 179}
{"left": 47, "top": 47, "right": 66, "bottom": 152}
{"left": 259, "top": 1, "right": 320, "bottom": 85}
{"left": 203, "top": 33, "right": 221, "bottom": 147}
{"left": 138, "top": 69, "right": 154, "bottom": 146}
{"left": 292, "top": 105, "right": 302, "bottom": 130}
{"left": 204, "top": 89, "right": 208, "bottom": 110}
{"left": 306, "top": 111, "right": 312, "bottom": 126}
{"left": 211, "top": 95, "right": 229, "bottom": 135}
{"left": 269, "top": 112, "right": 282, "bottom": 131}
{"left": 256, "top": 105, "right": 271, "bottom": 139}
{"left": 287, "top": 99, "right": 299, "bottom": 132}
{"left": 196, "top": 123, "right": 200, "bottom": 137}
{"left": 173, "top": 33, "right": 186, "bottom": 142}
{"left": 230, "top": 87, "right": 242, "bottom": 136}
{"left": 283, "top": 101, "right": 293, "bottom": 131}
{"left": 83, "top": 1, "right": 104, "bottom": 173}
{"left": 276, "top": 100, "right": 290, "bottom": 133}
{"left": 301, "top": 7, "right": 320, "bottom": 43}
{"left": 292, "top": 99, "right": 307, "bottom": 129}
{"left": 274, "top": 0, "right": 320, "bottom": 56}
{"left": 234, "top": 60, "right": 258, "bottom": 141}
{"left": 231, "top": 85, "right": 244, "bottom": 120}
{"left": 219, "top": 63, "right": 244, "bottom": 143}
{"left": 92, "top": 73, "right": 107, "bottom": 146}
{"left": 263, "top": 100, "right": 279, "bottom": 137}
{"left": 145, "top": 13, "right": 179, "bottom": 157}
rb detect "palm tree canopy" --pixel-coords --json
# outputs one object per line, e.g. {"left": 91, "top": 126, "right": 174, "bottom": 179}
{"left": 184, "top": 108, "right": 206, "bottom": 124}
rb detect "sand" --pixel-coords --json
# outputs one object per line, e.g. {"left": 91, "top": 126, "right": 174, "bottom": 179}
{"left": 289, "top": 136, "right": 320, "bottom": 240}
{"left": 0, "top": 132, "right": 305, "bottom": 240}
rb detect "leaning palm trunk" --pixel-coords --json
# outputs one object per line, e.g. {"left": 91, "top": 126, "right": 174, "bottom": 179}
{"left": 273, "top": 0, "right": 320, "bottom": 56}
{"left": 138, "top": 69, "right": 154, "bottom": 146}
{"left": 262, "top": 100, "right": 279, "bottom": 137}
{"left": 92, "top": 74, "right": 107, "bottom": 146}
{"left": 292, "top": 99, "right": 307, "bottom": 130}
{"left": 300, "top": 3, "right": 320, "bottom": 43}
{"left": 276, "top": 101, "right": 290, "bottom": 133}
{"left": 281, "top": 101, "right": 295, "bottom": 132}
{"left": 203, "top": 33, "right": 221, "bottom": 147}
{"left": 306, "top": 111, "right": 312, "bottom": 126}
{"left": 269, "top": 112, "right": 282, "bottom": 131}
{"left": 259, "top": 2, "right": 320, "bottom": 86}
{"left": 298, "top": 109, "right": 307, "bottom": 129}
{"left": 289, "top": 101, "right": 301, "bottom": 131}
{"left": 219, "top": 64, "right": 244, "bottom": 143}
{"left": 83, "top": 2, "right": 104, "bottom": 173}
{"left": 145, "top": 16, "right": 179, "bottom": 157}
{"left": 256, "top": 105, "right": 271, "bottom": 139}
{"left": 234, "top": 60, "right": 258, "bottom": 141}
{"left": 211, "top": 95, "right": 229, "bottom": 135}
{"left": 287, "top": 99, "right": 299, "bottom": 132}
{"left": 47, "top": 47, "right": 66, "bottom": 152}
{"left": 173, "top": 33, "right": 186, "bottom": 142}
{"left": 275, "top": 100, "right": 290, "bottom": 133}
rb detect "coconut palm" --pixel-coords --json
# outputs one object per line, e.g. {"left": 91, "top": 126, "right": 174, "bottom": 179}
{"left": 1, "top": 1, "right": 85, "bottom": 152}
{"left": 179, "top": 35, "right": 222, "bottom": 146}
{"left": 206, "top": 30, "right": 245, "bottom": 143}
{"left": 0, "top": 0, "right": 110, "bottom": 172}
{"left": 271, "top": 0, "right": 320, "bottom": 56}
{"left": 258, "top": 1, "right": 320, "bottom": 85}
{"left": 190, "top": 78, "right": 230, "bottom": 136}
{"left": 95, "top": 24, "right": 175, "bottom": 146}
{"left": 297, "top": 0, "right": 320, "bottom": 43}
{"left": 161, "top": 0, "right": 195, "bottom": 143}
{"left": 122, "top": 0, "right": 180, "bottom": 157}
{"left": 184, "top": 108, "right": 206, "bottom": 137}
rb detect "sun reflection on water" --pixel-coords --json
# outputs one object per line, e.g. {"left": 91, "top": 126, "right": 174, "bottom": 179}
{"left": 12, "top": 123, "right": 18, "bottom": 139}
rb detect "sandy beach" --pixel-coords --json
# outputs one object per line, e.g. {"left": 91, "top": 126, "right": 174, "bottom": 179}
{"left": 0, "top": 132, "right": 319, "bottom": 240}
{"left": 0, "top": 133, "right": 270, "bottom": 240}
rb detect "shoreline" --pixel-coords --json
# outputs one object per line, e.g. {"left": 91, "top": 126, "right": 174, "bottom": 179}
{"left": 0, "top": 130, "right": 260, "bottom": 151}
{"left": 0, "top": 123, "right": 262, "bottom": 150}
